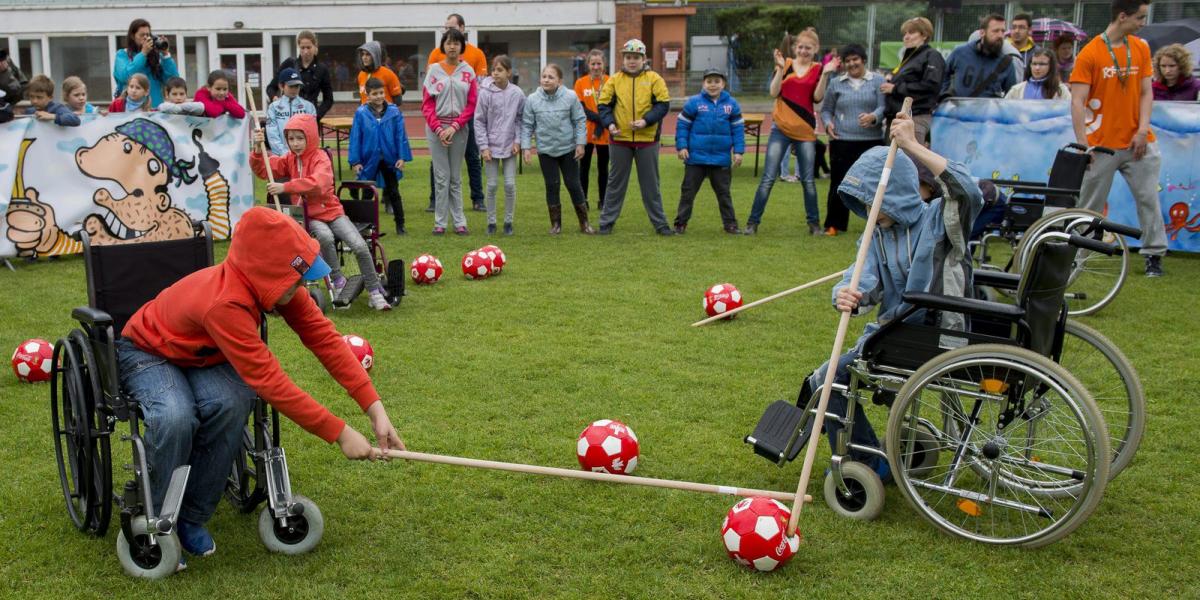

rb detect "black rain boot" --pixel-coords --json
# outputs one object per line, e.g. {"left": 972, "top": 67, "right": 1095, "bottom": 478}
{"left": 573, "top": 203, "right": 595, "bottom": 234}
{"left": 548, "top": 204, "right": 562, "bottom": 235}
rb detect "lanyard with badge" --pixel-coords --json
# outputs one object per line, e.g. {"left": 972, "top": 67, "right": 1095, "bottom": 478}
{"left": 1101, "top": 31, "right": 1131, "bottom": 85}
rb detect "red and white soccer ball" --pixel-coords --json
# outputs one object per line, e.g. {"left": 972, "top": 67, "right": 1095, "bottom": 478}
{"left": 461, "top": 250, "right": 493, "bottom": 280}
{"left": 703, "top": 283, "right": 743, "bottom": 318}
{"left": 341, "top": 334, "right": 374, "bottom": 371}
{"left": 11, "top": 338, "right": 54, "bottom": 383}
{"left": 478, "top": 244, "right": 506, "bottom": 274}
{"left": 576, "top": 419, "right": 639, "bottom": 475}
{"left": 411, "top": 254, "right": 444, "bottom": 284}
{"left": 720, "top": 496, "right": 800, "bottom": 572}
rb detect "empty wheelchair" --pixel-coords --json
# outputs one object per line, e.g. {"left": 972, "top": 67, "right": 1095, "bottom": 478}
{"left": 52, "top": 223, "right": 323, "bottom": 579}
{"left": 974, "top": 143, "right": 1130, "bottom": 316}
{"left": 746, "top": 224, "right": 1129, "bottom": 547}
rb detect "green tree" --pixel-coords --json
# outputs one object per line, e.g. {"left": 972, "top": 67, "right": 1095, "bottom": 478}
{"left": 715, "top": 4, "right": 821, "bottom": 72}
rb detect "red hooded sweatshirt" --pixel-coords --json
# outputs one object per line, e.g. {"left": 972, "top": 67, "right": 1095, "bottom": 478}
{"left": 250, "top": 113, "right": 344, "bottom": 222}
{"left": 122, "top": 207, "right": 379, "bottom": 443}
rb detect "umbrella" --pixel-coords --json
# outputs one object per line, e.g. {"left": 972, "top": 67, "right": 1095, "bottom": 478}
{"left": 1029, "top": 18, "right": 1087, "bottom": 44}
{"left": 1137, "top": 18, "right": 1200, "bottom": 53}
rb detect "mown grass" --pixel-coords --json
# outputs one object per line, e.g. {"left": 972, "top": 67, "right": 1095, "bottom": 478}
{"left": 1, "top": 155, "right": 1197, "bottom": 598}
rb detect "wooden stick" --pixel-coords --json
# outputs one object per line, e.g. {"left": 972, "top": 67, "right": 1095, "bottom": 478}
{"left": 382, "top": 449, "right": 811, "bottom": 503}
{"left": 691, "top": 270, "right": 846, "bottom": 327}
{"left": 244, "top": 88, "right": 281, "bottom": 211}
{"left": 786, "top": 97, "right": 913, "bottom": 537}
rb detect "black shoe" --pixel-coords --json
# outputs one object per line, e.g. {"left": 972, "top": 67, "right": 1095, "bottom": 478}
{"left": 425, "top": 203, "right": 435, "bottom": 213}
{"left": 487, "top": 223, "right": 496, "bottom": 235}
{"left": 472, "top": 203, "right": 486, "bottom": 212}
{"left": 743, "top": 223, "right": 758, "bottom": 235}
{"left": 724, "top": 223, "right": 742, "bottom": 234}
{"left": 396, "top": 224, "right": 406, "bottom": 235}
{"left": 504, "top": 222, "right": 513, "bottom": 235}
{"left": 598, "top": 225, "right": 613, "bottom": 235}
{"left": 1145, "top": 255, "right": 1163, "bottom": 277}
{"left": 656, "top": 227, "right": 675, "bottom": 237}
{"left": 673, "top": 223, "right": 687, "bottom": 235}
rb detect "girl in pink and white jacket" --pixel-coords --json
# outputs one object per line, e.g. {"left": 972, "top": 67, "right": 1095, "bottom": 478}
{"left": 421, "top": 28, "right": 478, "bottom": 235}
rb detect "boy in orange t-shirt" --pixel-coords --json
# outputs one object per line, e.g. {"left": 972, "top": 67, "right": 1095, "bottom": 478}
{"left": 574, "top": 49, "right": 610, "bottom": 207}
{"left": 1069, "top": 0, "right": 1166, "bottom": 276}
{"left": 357, "top": 41, "right": 403, "bottom": 104}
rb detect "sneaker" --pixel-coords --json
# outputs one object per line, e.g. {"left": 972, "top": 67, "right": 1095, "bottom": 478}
{"left": 503, "top": 222, "right": 513, "bottom": 236}
{"left": 395, "top": 224, "right": 406, "bottom": 235}
{"left": 330, "top": 275, "right": 347, "bottom": 299}
{"left": 432, "top": 226, "right": 445, "bottom": 235}
{"left": 176, "top": 519, "right": 215, "bottom": 557}
{"left": 871, "top": 457, "right": 893, "bottom": 485}
{"left": 487, "top": 223, "right": 496, "bottom": 235}
{"left": 674, "top": 223, "right": 687, "bottom": 235}
{"left": 367, "top": 288, "right": 392, "bottom": 311}
{"left": 825, "top": 227, "right": 839, "bottom": 237}
{"left": 808, "top": 223, "right": 822, "bottom": 235}
{"left": 598, "top": 225, "right": 613, "bottom": 235}
{"left": 1145, "top": 255, "right": 1163, "bottom": 277}
{"left": 656, "top": 227, "right": 675, "bottom": 236}
{"left": 780, "top": 174, "right": 798, "bottom": 183}
{"left": 472, "top": 203, "right": 486, "bottom": 212}
{"left": 454, "top": 226, "right": 469, "bottom": 236}
{"left": 743, "top": 223, "right": 758, "bottom": 235}
{"left": 177, "top": 556, "right": 188, "bottom": 573}
{"left": 724, "top": 223, "right": 742, "bottom": 235}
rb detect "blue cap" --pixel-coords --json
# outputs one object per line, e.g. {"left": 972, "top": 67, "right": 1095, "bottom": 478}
{"left": 280, "top": 68, "right": 304, "bottom": 87}
{"left": 302, "top": 255, "right": 331, "bottom": 281}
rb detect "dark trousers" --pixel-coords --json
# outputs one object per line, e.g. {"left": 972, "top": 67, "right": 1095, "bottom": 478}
{"left": 580, "top": 143, "right": 609, "bottom": 208}
{"left": 378, "top": 160, "right": 403, "bottom": 228}
{"left": 428, "top": 119, "right": 484, "bottom": 206}
{"left": 825, "top": 139, "right": 881, "bottom": 231}
{"left": 814, "top": 138, "right": 830, "bottom": 177}
{"left": 538, "top": 152, "right": 586, "bottom": 207}
{"left": 675, "top": 164, "right": 736, "bottom": 227}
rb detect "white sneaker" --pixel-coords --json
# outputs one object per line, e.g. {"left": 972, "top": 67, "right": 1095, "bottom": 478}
{"left": 368, "top": 289, "right": 392, "bottom": 311}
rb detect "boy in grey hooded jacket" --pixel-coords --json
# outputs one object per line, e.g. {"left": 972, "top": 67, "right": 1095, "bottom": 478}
{"left": 806, "top": 115, "right": 982, "bottom": 477}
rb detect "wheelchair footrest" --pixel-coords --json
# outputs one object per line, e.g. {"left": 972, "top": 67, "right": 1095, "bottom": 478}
{"left": 334, "top": 274, "right": 365, "bottom": 307}
{"left": 745, "top": 400, "right": 814, "bottom": 465}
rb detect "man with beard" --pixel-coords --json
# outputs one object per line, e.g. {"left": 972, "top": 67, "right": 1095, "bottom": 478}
{"left": 942, "top": 14, "right": 1018, "bottom": 98}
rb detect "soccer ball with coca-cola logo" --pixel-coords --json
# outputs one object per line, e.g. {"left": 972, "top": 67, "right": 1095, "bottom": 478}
{"left": 720, "top": 496, "right": 800, "bottom": 572}
{"left": 703, "top": 283, "right": 743, "bottom": 318}
{"left": 11, "top": 338, "right": 54, "bottom": 383}
{"left": 576, "top": 419, "right": 639, "bottom": 475}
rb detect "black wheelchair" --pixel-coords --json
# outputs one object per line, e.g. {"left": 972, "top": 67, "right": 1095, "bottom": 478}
{"left": 746, "top": 219, "right": 1135, "bottom": 547}
{"left": 974, "top": 143, "right": 1129, "bottom": 316}
{"left": 51, "top": 223, "right": 323, "bottom": 579}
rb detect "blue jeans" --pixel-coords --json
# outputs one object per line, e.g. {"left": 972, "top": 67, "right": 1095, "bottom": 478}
{"left": 116, "top": 337, "right": 256, "bottom": 524}
{"left": 807, "top": 342, "right": 881, "bottom": 463}
{"left": 748, "top": 127, "right": 819, "bottom": 226}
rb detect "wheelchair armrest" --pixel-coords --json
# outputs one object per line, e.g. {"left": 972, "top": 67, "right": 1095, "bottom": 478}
{"left": 72, "top": 306, "right": 114, "bottom": 328}
{"left": 974, "top": 270, "right": 1021, "bottom": 290}
{"left": 991, "top": 182, "right": 1081, "bottom": 197}
{"left": 902, "top": 291, "right": 1025, "bottom": 321}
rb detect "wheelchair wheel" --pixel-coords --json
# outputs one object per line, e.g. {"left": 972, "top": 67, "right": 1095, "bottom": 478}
{"left": 50, "top": 336, "right": 112, "bottom": 535}
{"left": 258, "top": 495, "right": 324, "bottom": 555}
{"left": 1015, "top": 208, "right": 1128, "bottom": 316}
{"left": 225, "top": 426, "right": 267, "bottom": 513}
{"left": 1061, "top": 321, "right": 1145, "bottom": 482}
{"left": 308, "top": 286, "right": 331, "bottom": 314}
{"left": 822, "top": 461, "right": 885, "bottom": 521}
{"left": 885, "top": 344, "right": 1109, "bottom": 547}
{"left": 116, "top": 518, "right": 182, "bottom": 580}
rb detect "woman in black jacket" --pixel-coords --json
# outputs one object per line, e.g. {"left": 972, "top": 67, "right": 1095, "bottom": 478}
{"left": 881, "top": 17, "right": 944, "bottom": 146}
{"left": 266, "top": 30, "right": 335, "bottom": 121}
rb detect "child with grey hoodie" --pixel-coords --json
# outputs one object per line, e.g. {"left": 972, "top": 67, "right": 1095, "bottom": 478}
{"left": 474, "top": 55, "right": 524, "bottom": 235}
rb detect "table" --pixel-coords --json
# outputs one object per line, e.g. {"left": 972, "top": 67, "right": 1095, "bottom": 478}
{"left": 319, "top": 116, "right": 354, "bottom": 182}
{"left": 743, "top": 113, "right": 765, "bottom": 177}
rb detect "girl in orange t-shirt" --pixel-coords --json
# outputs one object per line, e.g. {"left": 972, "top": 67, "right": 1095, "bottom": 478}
{"left": 574, "top": 49, "right": 610, "bottom": 208}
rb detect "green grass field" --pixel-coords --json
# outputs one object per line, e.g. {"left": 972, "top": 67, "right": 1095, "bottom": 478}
{"left": 1, "top": 156, "right": 1197, "bottom": 598}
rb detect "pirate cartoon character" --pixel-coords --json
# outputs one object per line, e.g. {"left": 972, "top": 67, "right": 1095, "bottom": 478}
{"left": 5, "top": 118, "right": 231, "bottom": 256}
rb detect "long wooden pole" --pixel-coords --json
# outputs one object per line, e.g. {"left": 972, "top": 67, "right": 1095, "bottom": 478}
{"left": 244, "top": 88, "right": 281, "bottom": 211}
{"left": 691, "top": 270, "right": 846, "bottom": 327}
{"left": 785, "top": 98, "right": 913, "bottom": 537}
{"left": 382, "top": 449, "right": 812, "bottom": 503}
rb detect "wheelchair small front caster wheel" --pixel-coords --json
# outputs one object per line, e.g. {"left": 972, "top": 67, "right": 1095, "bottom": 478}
{"left": 258, "top": 495, "right": 324, "bottom": 555}
{"left": 116, "top": 519, "right": 182, "bottom": 579}
{"left": 823, "top": 461, "right": 885, "bottom": 521}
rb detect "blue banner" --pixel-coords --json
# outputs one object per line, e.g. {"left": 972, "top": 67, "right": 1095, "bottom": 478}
{"left": 932, "top": 98, "right": 1200, "bottom": 252}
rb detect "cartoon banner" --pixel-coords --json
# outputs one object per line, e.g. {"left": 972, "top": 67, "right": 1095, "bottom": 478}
{"left": 932, "top": 98, "right": 1200, "bottom": 252}
{"left": 1, "top": 113, "right": 254, "bottom": 258}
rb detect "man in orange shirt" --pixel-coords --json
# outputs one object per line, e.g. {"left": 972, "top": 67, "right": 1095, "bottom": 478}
{"left": 1070, "top": 0, "right": 1167, "bottom": 276}
{"left": 427, "top": 13, "right": 487, "bottom": 212}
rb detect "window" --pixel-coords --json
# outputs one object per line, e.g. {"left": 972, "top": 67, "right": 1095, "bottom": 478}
{"left": 306, "top": 32, "right": 367, "bottom": 95}
{"left": 546, "top": 29, "right": 611, "bottom": 89}
{"left": 477, "top": 30, "right": 540, "bottom": 93}
{"left": 49, "top": 37, "right": 113, "bottom": 102}
{"left": 373, "top": 31, "right": 435, "bottom": 94}
{"left": 217, "top": 32, "right": 262, "bottom": 49}
{"left": 17, "top": 39, "right": 42, "bottom": 79}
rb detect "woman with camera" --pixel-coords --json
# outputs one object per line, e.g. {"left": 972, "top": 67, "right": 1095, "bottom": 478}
{"left": 113, "top": 18, "right": 180, "bottom": 107}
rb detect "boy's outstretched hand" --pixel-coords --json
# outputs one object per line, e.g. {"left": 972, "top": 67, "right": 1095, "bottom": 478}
{"left": 338, "top": 425, "right": 379, "bottom": 460}
{"left": 366, "top": 400, "right": 406, "bottom": 454}
{"left": 835, "top": 287, "right": 863, "bottom": 313}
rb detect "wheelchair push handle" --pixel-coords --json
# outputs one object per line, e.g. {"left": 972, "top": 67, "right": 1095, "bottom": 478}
{"left": 1089, "top": 145, "right": 1117, "bottom": 156}
{"left": 1097, "top": 218, "right": 1142, "bottom": 240}
{"left": 1069, "top": 233, "right": 1117, "bottom": 255}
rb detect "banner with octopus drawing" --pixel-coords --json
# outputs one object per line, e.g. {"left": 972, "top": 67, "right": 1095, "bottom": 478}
{"left": 0, "top": 113, "right": 254, "bottom": 258}
{"left": 932, "top": 98, "right": 1200, "bottom": 252}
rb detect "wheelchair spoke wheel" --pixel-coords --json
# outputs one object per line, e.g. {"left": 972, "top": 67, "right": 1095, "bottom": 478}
{"left": 225, "top": 426, "right": 267, "bottom": 513}
{"left": 50, "top": 338, "right": 96, "bottom": 533}
{"left": 116, "top": 518, "right": 182, "bottom": 580}
{"left": 68, "top": 330, "right": 113, "bottom": 535}
{"left": 258, "top": 495, "right": 324, "bottom": 555}
{"left": 1060, "top": 321, "right": 1145, "bottom": 481}
{"left": 1015, "top": 208, "right": 1128, "bottom": 316}
{"left": 886, "top": 344, "right": 1109, "bottom": 547}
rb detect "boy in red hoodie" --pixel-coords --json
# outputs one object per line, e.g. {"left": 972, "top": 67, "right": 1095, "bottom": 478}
{"left": 118, "top": 206, "right": 403, "bottom": 560}
{"left": 251, "top": 113, "right": 390, "bottom": 310}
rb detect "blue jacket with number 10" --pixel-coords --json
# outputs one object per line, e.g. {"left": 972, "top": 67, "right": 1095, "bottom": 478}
{"left": 675, "top": 90, "right": 744, "bottom": 168}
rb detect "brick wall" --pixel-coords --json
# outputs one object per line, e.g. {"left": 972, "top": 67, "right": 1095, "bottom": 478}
{"left": 615, "top": 1, "right": 644, "bottom": 48}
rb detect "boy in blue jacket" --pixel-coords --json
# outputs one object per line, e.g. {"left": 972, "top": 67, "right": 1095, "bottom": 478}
{"left": 25, "top": 75, "right": 80, "bottom": 127}
{"left": 350, "top": 77, "right": 414, "bottom": 234}
{"left": 266, "top": 68, "right": 316, "bottom": 156}
{"left": 673, "top": 69, "right": 743, "bottom": 234}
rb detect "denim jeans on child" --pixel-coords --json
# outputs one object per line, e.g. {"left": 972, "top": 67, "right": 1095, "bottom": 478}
{"left": 116, "top": 337, "right": 256, "bottom": 524}
{"left": 748, "top": 127, "right": 819, "bottom": 226}
{"left": 806, "top": 340, "right": 881, "bottom": 464}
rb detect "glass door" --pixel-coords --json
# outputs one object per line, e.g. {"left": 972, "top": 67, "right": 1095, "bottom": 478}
{"left": 218, "top": 51, "right": 264, "bottom": 110}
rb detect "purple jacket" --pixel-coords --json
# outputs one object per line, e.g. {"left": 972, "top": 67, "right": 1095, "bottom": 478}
{"left": 1153, "top": 76, "right": 1200, "bottom": 102}
{"left": 473, "top": 77, "right": 525, "bottom": 158}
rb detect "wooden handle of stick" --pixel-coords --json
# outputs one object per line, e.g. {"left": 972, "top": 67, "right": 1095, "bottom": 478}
{"left": 244, "top": 88, "right": 281, "bottom": 211}
{"left": 691, "top": 270, "right": 846, "bottom": 327}
{"left": 786, "top": 97, "right": 913, "bottom": 537}
{"left": 382, "top": 449, "right": 812, "bottom": 503}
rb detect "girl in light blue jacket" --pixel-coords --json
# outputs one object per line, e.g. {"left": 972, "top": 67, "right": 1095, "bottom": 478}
{"left": 521, "top": 64, "right": 591, "bottom": 234}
